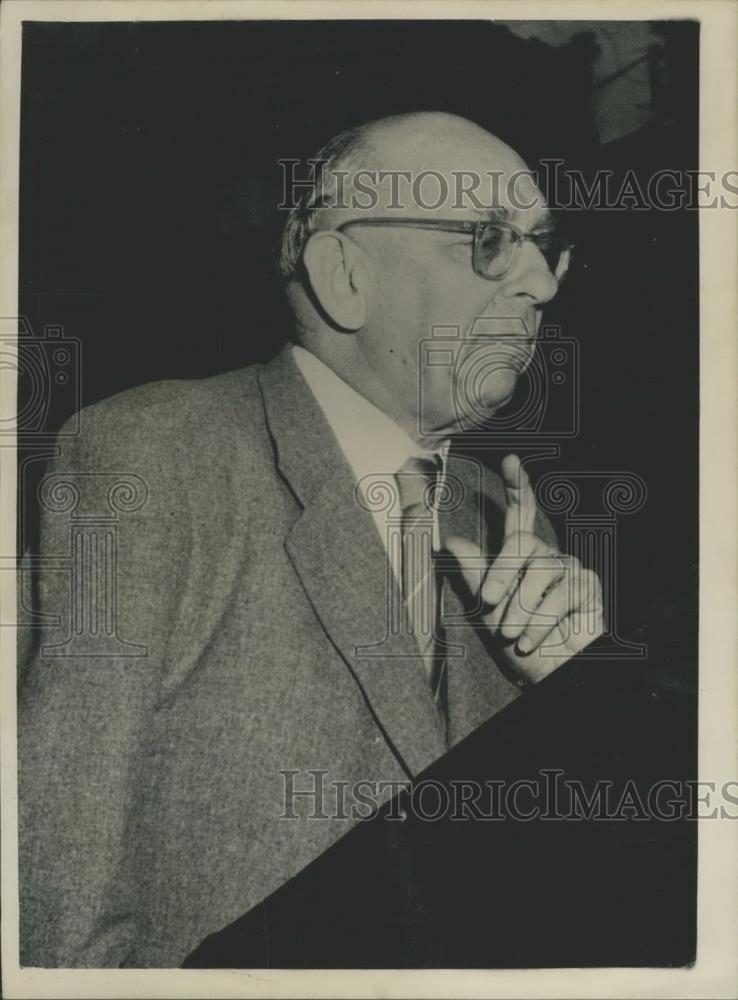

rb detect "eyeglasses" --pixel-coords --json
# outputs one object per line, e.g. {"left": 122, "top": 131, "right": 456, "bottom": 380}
{"left": 334, "top": 217, "right": 573, "bottom": 282}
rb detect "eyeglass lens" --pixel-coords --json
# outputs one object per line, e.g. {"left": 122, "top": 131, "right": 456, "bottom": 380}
{"left": 477, "top": 224, "right": 567, "bottom": 279}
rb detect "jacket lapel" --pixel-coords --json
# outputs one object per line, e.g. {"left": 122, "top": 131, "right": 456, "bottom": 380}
{"left": 257, "top": 348, "right": 447, "bottom": 777}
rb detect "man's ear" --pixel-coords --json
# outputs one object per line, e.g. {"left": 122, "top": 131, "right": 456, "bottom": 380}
{"left": 302, "top": 231, "right": 369, "bottom": 331}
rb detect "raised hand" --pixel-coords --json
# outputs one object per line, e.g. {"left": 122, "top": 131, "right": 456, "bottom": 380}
{"left": 446, "top": 455, "right": 604, "bottom": 684}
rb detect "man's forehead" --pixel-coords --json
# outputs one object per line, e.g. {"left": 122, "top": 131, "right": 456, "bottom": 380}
{"left": 368, "top": 171, "right": 550, "bottom": 225}
{"left": 362, "top": 119, "right": 541, "bottom": 204}
{"left": 316, "top": 117, "right": 552, "bottom": 226}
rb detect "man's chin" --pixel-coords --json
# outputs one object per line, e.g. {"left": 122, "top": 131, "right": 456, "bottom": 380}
{"left": 422, "top": 385, "right": 518, "bottom": 439}
{"left": 476, "top": 392, "right": 515, "bottom": 417}
{"left": 444, "top": 393, "right": 515, "bottom": 436}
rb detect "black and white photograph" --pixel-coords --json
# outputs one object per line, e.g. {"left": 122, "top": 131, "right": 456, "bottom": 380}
{"left": 1, "top": 1, "right": 736, "bottom": 996}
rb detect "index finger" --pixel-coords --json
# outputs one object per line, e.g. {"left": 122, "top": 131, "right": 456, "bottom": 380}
{"left": 501, "top": 454, "right": 538, "bottom": 537}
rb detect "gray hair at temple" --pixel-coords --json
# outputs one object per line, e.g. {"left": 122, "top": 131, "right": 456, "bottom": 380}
{"left": 276, "top": 124, "right": 370, "bottom": 282}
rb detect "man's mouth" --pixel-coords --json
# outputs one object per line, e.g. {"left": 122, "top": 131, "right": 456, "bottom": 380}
{"left": 468, "top": 313, "right": 537, "bottom": 341}
{"left": 465, "top": 315, "right": 538, "bottom": 372}
{"left": 468, "top": 337, "right": 536, "bottom": 373}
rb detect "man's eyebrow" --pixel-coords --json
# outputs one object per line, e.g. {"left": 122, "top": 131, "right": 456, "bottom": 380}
{"left": 472, "top": 206, "right": 556, "bottom": 230}
{"left": 473, "top": 207, "right": 510, "bottom": 221}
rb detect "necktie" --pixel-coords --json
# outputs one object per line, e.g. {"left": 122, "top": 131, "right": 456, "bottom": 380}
{"left": 395, "top": 455, "right": 447, "bottom": 711}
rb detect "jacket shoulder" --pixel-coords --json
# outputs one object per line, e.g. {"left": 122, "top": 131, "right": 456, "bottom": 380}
{"left": 63, "top": 366, "right": 265, "bottom": 463}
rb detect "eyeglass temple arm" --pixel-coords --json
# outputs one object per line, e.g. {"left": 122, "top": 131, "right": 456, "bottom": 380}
{"left": 335, "top": 218, "right": 479, "bottom": 233}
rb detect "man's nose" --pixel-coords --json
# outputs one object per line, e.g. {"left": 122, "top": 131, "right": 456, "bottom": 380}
{"left": 499, "top": 241, "right": 559, "bottom": 306}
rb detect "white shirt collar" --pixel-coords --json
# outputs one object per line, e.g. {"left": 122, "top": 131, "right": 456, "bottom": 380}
{"left": 292, "top": 344, "right": 449, "bottom": 485}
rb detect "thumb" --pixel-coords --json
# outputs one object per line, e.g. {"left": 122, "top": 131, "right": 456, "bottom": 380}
{"left": 444, "top": 535, "right": 488, "bottom": 597}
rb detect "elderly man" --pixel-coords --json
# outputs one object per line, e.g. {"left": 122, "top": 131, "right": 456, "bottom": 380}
{"left": 19, "top": 111, "right": 603, "bottom": 968}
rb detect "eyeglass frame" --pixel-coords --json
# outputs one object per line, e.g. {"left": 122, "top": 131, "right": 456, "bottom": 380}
{"left": 331, "top": 216, "right": 574, "bottom": 282}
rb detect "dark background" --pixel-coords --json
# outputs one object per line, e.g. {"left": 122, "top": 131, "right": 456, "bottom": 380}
{"left": 19, "top": 18, "right": 698, "bottom": 665}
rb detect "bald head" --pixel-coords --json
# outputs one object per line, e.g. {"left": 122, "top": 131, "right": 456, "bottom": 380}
{"left": 337, "top": 111, "right": 532, "bottom": 217}
{"left": 359, "top": 111, "right": 526, "bottom": 178}
{"left": 277, "top": 111, "right": 545, "bottom": 280}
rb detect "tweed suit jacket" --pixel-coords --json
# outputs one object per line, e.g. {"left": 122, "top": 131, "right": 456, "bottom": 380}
{"left": 18, "top": 345, "right": 556, "bottom": 968}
